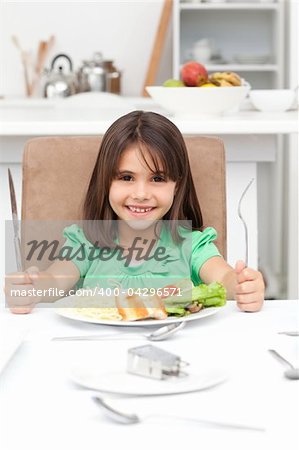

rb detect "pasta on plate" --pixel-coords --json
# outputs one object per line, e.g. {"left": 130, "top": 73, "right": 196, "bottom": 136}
{"left": 60, "top": 291, "right": 122, "bottom": 321}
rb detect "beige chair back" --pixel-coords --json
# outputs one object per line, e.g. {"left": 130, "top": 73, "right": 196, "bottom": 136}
{"left": 21, "top": 136, "right": 226, "bottom": 259}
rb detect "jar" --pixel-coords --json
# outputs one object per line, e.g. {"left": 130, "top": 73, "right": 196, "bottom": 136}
{"left": 103, "top": 61, "right": 121, "bottom": 95}
{"left": 77, "top": 52, "right": 106, "bottom": 92}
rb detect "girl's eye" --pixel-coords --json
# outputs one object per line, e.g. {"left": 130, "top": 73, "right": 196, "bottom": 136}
{"left": 120, "top": 175, "right": 133, "bottom": 181}
{"left": 152, "top": 175, "right": 165, "bottom": 182}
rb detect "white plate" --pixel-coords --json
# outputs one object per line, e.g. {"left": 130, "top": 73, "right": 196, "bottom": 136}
{"left": 70, "top": 367, "right": 227, "bottom": 396}
{"left": 234, "top": 55, "right": 270, "bottom": 64}
{"left": 54, "top": 296, "right": 224, "bottom": 327}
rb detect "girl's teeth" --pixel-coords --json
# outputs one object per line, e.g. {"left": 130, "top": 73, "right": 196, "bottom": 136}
{"left": 128, "top": 206, "right": 152, "bottom": 213}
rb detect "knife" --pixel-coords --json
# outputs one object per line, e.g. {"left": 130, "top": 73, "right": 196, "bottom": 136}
{"left": 278, "top": 331, "right": 299, "bottom": 337}
{"left": 8, "top": 168, "right": 23, "bottom": 272}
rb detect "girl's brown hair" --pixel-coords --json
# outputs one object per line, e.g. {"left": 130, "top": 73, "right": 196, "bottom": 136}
{"left": 83, "top": 110, "right": 203, "bottom": 245}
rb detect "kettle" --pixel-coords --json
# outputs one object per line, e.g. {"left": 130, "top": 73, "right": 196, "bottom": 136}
{"left": 77, "top": 52, "right": 107, "bottom": 93}
{"left": 44, "top": 54, "right": 77, "bottom": 98}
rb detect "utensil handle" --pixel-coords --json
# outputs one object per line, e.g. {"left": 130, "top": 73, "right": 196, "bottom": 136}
{"left": 149, "top": 321, "right": 186, "bottom": 341}
{"left": 14, "top": 236, "right": 23, "bottom": 272}
{"left": 52, "top": 333, "right": 143, "bottom": 342}
{"left": 145, "top": 414, "right": 265, "bottom": 432}
{"left": 278, "top": 331, "right": 299, "bottom": 336}
{"left": 268, "top": 349, "right": 294, "bottom": 369}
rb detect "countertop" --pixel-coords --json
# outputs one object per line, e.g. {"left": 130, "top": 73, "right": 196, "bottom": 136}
{"left": 0, "top": 95, "right": 298, "bottom": 135}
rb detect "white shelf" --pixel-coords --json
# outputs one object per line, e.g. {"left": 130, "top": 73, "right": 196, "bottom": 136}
{"left": 180, "top": 2, "right": 279, "bottom": 11}
{"left": 204, "top": 64, "right": 279, "bottom": 71}
{"left": 179, "top": 64, "right": 278, "bottom": 71}
{"left": 174, "top": 0, "right": 284, "bottom": 88}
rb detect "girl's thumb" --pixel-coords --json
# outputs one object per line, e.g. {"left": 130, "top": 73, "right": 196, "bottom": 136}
{"left": 25, "top": 266, "right": 40, "bottom": 282}
{"left": 235, "top": 260, "right": 246, "bottom": 274}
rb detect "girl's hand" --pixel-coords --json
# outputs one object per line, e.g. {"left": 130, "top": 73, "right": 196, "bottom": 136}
{"left": 4, "top": 266, "right": 40, "bottom": 314}
{"left": 234, "top": 260, "right": 265, "bottom": 312}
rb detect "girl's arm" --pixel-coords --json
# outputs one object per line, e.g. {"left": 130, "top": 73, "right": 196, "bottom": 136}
{"left": 5, "top": 260, "right": 80, "bottom": 314}
{"left": 199, "top": 256, "right": 265, "bottom": 312}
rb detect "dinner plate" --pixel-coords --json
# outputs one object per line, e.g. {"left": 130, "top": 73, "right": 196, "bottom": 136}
{"left": 234, "top": 54, "right": 270, "bottom": 64}
{"left": 54, "top": 296, "right": 224, "bottom": 327}
{"left": 70, "top": 367, "right": 228, "bottom": 396}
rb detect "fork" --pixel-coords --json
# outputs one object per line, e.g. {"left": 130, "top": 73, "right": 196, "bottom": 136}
{"left": 237, "top": 178, "right": 254, "bottom": 267}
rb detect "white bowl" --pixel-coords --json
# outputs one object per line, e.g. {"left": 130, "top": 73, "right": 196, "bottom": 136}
{"left": 146, "top": 84, "right": 250, "bottom": 117}
{"left": 249, "top": 89, "right": 296, "bottom": 112}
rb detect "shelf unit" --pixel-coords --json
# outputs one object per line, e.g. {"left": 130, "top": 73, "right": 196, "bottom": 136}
{"left": 173, "top": 0, "right": 285, "bottom": 88}
{"left": 180, "top": 3, "right": 280, "bottom": 10}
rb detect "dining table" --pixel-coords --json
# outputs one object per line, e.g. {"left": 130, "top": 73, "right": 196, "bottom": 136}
{"left": 0, "top": 299, "right": 298, "bottom": 450}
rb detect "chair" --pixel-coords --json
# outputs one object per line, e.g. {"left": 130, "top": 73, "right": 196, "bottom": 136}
{"left": 21, "top": 136, "right": 226, "bottom": 267}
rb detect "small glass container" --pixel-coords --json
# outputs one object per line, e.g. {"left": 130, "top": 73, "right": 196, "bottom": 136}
{"left": 103, "top": 60, "right": 121, "bottom": 95}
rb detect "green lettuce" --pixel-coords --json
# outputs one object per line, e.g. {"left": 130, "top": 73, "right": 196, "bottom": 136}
{"left": 165, "top": 307, "right": 189, "bottom": 317}
{"left": 164, "top": 279, "right": 226, "bottom": 315}
{"left": 191, "top": 282, "right": 226, "bottom": 307}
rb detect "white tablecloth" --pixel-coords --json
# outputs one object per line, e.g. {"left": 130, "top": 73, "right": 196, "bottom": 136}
{"left": 1, "top": 300, "right": 299, "bottom": 450}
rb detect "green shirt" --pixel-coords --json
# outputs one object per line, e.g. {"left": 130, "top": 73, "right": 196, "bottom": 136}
{"left": 63, "top": 224, "right": 221, "bottom": 289}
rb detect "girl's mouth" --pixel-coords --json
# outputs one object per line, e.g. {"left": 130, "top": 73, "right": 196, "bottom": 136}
{"left": 125, "top": 205, "right": 156, "bottom": 216}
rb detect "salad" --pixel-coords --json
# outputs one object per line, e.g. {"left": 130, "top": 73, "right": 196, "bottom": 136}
{"left": 162, "top": 279, "right": 226, "bottom": 317}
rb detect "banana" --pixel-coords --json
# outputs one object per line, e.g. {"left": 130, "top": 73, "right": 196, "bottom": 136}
{"left": 210, "top": 72, "right": 242, "bottom": 87}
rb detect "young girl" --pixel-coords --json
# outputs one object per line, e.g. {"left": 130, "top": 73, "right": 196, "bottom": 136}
{"left": 5, "top": 110, "right": 264, "bottom": 314}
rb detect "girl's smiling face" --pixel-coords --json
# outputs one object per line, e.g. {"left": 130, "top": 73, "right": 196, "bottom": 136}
{"left": 109, "top": 145, "right": 176, "bottom": 225}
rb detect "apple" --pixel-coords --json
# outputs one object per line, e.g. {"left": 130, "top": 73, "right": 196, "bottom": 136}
{"left": 163, "top": 79, "right": 185, "bottom": 87}
{"left": 181, "top": 61, "right": 208, "bottom": 87}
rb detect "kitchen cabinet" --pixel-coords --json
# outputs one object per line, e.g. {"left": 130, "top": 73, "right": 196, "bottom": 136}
{"left": 173, "top": 0, "right": 285, "bottom": 88}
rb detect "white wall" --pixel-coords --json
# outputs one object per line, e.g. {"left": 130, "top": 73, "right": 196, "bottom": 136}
{"left": 0, "top": 0, "right": 173, "bottom": 97}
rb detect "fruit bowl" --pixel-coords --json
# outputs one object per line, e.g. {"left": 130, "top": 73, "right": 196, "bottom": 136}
{"left": 146, "top": 83, "right": 250, "bottom": 117}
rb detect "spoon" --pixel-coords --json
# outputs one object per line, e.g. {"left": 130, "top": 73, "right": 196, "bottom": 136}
{"left": 92, "top": 396, "right": 265, "bottom": 431}
{"left": 52, "top": 321, "right": 186, "bottom": 341}
{"left": 268, "top": 349, "right": 299, "bottom": 380}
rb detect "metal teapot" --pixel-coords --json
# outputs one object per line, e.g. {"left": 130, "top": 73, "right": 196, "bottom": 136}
{"left": 77, "top": 52, "right": 107, "bottom": 92}
{"left": 44, "top": 54, "right": 77, "bottom": 98}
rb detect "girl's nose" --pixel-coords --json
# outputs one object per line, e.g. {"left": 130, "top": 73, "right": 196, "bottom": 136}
{"left": 131, "top": 182, "right": 151, "bottom": 201}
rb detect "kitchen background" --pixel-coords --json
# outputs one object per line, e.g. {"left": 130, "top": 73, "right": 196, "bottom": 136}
{"left": 0, "top": 0, "right": 298, "bottom": 299}
{"left": 1, "top": 0, "right": 297, "bottom": 96}
{"left": 0, "top": 0, "right": 173, "bottom": 97}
